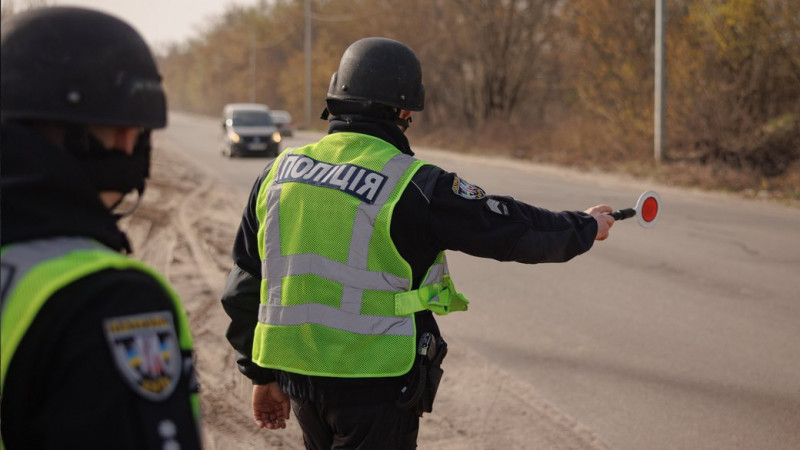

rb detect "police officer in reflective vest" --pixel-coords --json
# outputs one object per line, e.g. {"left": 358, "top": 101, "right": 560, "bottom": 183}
{"left": 0, "top": 7, "right": 202, "bottom": 449}
{"left": 221, "top": 37, "right": 615, "bottom": 449}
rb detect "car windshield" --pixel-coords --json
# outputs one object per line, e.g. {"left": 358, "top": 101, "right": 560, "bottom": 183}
{"left": 232, "top": 111, "right": 274, "bottom": 126}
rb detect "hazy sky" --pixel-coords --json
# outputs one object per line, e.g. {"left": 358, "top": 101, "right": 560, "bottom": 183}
{"left": 7, "top": 0, "right": 259, "bottom": 49}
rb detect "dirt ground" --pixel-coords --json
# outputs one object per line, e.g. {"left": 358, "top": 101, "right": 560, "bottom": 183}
{"left": 120, "top": 141, "right": 613, "bottom": 450}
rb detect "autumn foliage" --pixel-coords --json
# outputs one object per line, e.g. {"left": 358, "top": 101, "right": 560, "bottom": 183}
{"left": 8, "top": 1, "right": 795, "bottom": 197}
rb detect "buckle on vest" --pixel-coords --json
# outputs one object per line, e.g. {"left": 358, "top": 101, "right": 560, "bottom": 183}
{"left": 394, "top": 276, "right": 469, "bottom": 316}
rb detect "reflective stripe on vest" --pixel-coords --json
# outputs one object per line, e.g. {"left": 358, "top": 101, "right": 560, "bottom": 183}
{"left": 0, "top": 237, "right": 199, "bottom": 423}
{"left": 259, "top": 149, "right": 416, "bottom": 335}
{"left": 252, "top": 133, "right": 468, "bottom": 377}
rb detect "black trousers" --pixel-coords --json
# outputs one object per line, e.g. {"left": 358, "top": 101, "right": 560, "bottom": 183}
{"left": 291, "top": 397, "right": 420, "bottom": 450}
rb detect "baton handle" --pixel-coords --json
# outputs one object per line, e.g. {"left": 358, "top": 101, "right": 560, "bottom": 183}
{"left": 610, "top": 208, "right": 635, "bottom": 221}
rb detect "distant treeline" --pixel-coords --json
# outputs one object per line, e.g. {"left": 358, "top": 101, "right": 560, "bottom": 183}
{"left": 11, "top": 0, "right": 799, "bottom": 180}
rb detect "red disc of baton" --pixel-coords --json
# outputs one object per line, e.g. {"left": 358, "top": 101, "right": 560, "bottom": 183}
{"left": 635, "top": 191, "right": 660, "bottom": 228}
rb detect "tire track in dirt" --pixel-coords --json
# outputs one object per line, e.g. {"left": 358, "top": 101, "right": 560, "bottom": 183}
{"left": 122, "top": 145, "right": 305, "bottom": 450}
{"left": 124, "top": 142, "right": 612, "bottom": 450}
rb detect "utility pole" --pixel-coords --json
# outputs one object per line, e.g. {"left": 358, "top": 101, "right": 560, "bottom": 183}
{"left": 250, "top": 30, "right": 256, "bottom": 102}
{"left": 305, "top": 0, "right": 312, "bottom": 128}
{"left": 654, "top": 0, "right": 666, "bottom": 163}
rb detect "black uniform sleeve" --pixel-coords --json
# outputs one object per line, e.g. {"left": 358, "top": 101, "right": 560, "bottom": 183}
{"left": 0, "top": 269, "right": 202, "bottom": 450}
{"left": 220, "top": 164, "right": 277, "bottom": 385}
{"left": 426, "top": 169, "right": 598, "bottom": 263}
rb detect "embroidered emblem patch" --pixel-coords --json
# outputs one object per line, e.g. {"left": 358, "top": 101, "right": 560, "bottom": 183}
{"left": 452, "top": 175, "right": 485, "bottom": 200}
{"left": 104, "top": 312, "right": 181, "bottom": 401}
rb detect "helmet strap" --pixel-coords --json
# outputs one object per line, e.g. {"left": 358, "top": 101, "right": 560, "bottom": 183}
{"left": 111, "top": 188, "right": 144, "bottom": 219}
{"left": 394, "top": 109, "right": 412, "bottom": 132}
{"left": 64, "top": 125, "right": 151, "bottom": 207}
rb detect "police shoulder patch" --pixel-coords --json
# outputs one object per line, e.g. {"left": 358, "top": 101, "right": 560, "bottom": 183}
{"left": 104, "top": 311, "right": 182, "bottom": 401}
{"left": 452, "top": 175, "right": 485, "bottom": 200}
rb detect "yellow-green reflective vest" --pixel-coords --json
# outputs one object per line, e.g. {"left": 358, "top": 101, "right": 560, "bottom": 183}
{"left": 253, "top": 132, "right": 469, "bottom": 378}
{"left": 0, "top": 237, "right": 200, "bottom": 445}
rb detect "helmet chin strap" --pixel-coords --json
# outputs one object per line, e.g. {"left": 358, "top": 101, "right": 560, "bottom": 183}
{"left": 110, "top": 188, "right": 145, "bottom": 219}
{"left": 393, "top": 105, "right": 413, "bottom": 132}
{"left": 64, "top": 125, "right": 152, "bottom": 218}
{"left": 395, "top": 114, "right": 412, "bottom": 132}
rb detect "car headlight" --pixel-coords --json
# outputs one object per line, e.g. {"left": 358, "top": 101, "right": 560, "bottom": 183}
{"left": 272, "top": 131, "right": 282, "bottom": 143}
{"left": 227, "top": 129, "right": 240, "bottom": 143}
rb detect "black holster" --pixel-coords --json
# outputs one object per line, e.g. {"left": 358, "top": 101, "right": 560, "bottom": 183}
{"left": 396, "top": 333, "right": 448, "bottom": 417}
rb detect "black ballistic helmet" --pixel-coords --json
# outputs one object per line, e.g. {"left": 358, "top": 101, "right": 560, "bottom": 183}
{"left": 0, "top": 6, "right": 167, "bottom": 128}
{"left": 327, "top": 37, "right": 425, "bottom": 111}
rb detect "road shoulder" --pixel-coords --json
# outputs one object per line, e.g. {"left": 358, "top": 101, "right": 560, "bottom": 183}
{"left": 122, "top": 139, "right": 611, "bottom": 450}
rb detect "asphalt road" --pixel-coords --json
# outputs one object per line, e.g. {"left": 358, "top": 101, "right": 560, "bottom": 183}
{"left": 158, "top": 111, "right": 800, "bottom": 450}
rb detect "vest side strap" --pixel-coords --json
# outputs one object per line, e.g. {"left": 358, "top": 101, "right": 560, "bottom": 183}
{"left": 394, "top": 276, "right": 469, "bottom": 316}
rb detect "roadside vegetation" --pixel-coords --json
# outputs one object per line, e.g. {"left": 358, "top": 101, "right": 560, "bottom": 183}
{"left": 4, "top": 0, "right": 798, "bottom": 204}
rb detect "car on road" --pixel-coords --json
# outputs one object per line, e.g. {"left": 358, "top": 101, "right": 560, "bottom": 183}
{"left": 221, "top": 103, "right": 281, "bottom": 157}
{"left": 270, "top": 109, "right": 294, "bottom": 137}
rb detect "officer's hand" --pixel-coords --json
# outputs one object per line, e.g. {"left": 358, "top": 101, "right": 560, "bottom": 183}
{"left": 253, "top": 382, "right": 291, "bottom": 430}
{"left": 584, "top": 204, "right": 615, "bottom": 241}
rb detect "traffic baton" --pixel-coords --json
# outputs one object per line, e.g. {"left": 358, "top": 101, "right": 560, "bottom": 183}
{"left": 610, "top": 190, "right": 661, "bottom": 228}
